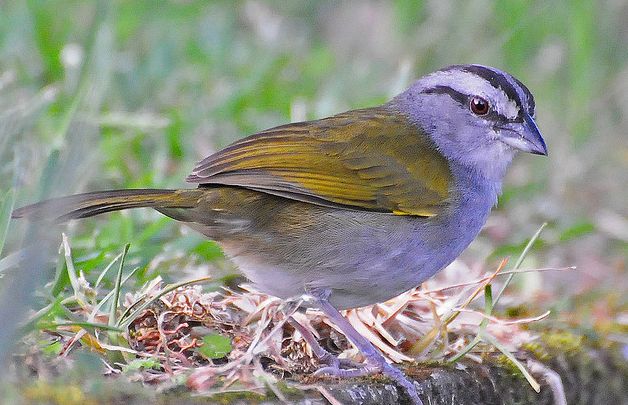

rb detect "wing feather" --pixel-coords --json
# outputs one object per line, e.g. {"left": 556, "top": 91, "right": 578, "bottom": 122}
{"left": 187, "top": 106, "right": 452, "bottom": 216}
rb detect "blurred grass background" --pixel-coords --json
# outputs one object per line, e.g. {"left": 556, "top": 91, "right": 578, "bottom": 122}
{"left": 0, "top": 0, "right": 626, "bottom": 399}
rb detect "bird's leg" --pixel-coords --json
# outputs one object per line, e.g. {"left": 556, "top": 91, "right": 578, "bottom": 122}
{"left": 288, "top": 316, "right": 366, "bottom": 373}
{"left": 305, "top": 288, "right": 423, "bottom": 405}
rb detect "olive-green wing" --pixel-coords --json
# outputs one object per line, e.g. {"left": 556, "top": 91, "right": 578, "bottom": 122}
{"left": 186, "top": 106, "right": 452, "bottom": 216}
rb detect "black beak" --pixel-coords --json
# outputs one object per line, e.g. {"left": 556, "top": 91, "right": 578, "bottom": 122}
{"left": 521, "top": 114, "right": 548, "bottom": 156}
{"left": 499, "top": 114, "right": 548, "bottom": 156}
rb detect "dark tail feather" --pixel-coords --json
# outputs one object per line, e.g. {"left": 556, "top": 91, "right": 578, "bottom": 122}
{"left": 12, "top": 189, "right": 204, "bottom": 223}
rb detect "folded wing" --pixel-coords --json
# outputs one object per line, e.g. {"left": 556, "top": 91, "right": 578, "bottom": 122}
{"left": 186, "top": 106, "right": 452, "bottom": 216}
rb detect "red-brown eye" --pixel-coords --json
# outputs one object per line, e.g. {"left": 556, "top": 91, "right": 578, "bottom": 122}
{"left": 470, "top": 96, "right": 489, "bottom": 115}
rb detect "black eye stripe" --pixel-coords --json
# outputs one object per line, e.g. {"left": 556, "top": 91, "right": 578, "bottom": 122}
{"left": 422, "top": 85, "right": 523, "bottom": 124}
{"left": 422, "top": 85, "right": 468, "bottom": 105}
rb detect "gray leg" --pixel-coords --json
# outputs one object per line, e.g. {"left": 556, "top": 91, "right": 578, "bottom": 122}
{"left": 307, "top": 289, "right": 423, "bottom": 405}
{"left": 288, "top": 317, "right": 367, "bottom": 374}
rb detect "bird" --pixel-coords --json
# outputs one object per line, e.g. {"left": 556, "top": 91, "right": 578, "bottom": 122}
{"left": 13, "top": 64, "right": 547, "bottom": 404}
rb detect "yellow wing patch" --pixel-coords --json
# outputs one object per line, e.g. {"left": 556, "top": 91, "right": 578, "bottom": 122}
{"left": 187, "top": 106, "right": 452, "bottom": 216}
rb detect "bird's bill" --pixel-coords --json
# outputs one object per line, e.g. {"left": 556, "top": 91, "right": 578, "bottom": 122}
{"left": 498, "top": 114, "right": 548, "bottom": 156}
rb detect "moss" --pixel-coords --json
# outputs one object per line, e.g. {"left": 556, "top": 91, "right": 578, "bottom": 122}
{"left": 541, "top": 330, "right": 583, "bottom": 355}
{"left": 521, "top": 341, "right": 551, "bottom": 361}
{"left": 23, "top": 381, "right": 98, "bottom": 405}
{"left": 504, "top": 304, "right": 533, "bottom": 319}
{"left": 275, "top": 380, "right": 303, "bottom": 396}
{"left": 494, "top": 354, "right": 527, "bottom": 380}
{"left": 193, "top": 390, "right": 268, "bottom": 405}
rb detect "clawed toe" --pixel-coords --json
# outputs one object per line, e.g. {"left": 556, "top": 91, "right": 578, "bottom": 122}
{"left": 317, "top": 351, "right": 363, "bottom": 370}
{"left": 315, "top": 350, "right": 381, "bottom": 378}
{"left": 313, "top": 364, "right": 380, "bottom": 378}
{"left": 313, "top": 358, "right": 422, "bottom": 404}
{"left": 289, "top": 310, "right": 423, "bottom": 404}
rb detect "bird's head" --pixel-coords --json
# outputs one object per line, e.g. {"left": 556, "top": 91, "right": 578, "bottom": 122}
{"left": 395, "top": 64, "right": 547, "bottom": 181}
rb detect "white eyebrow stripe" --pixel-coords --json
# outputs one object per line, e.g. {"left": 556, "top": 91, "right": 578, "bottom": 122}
{"left": 420, "top": 69, "right": 521, "bottom": 120}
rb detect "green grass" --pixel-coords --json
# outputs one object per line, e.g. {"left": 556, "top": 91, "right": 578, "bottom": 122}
{"left": 0, "top": 0, "right": 626, "bottom": 401}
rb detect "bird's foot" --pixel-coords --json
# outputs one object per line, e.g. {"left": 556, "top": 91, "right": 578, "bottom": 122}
{"left": 288, "top": 316, "right": 374, "bottom": 376}
{"left": 298, "top": 289, "right": 424, "bottom": 405}
{"left": 314, "top": 354, "right": 421, "bottom": 404}
{"left": 313, "top": 352, "right": 380, "bottom": 378}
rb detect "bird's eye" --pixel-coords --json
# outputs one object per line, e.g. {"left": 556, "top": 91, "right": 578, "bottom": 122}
{"left": 470, "top": 96, "right": 489, "bottom": 115}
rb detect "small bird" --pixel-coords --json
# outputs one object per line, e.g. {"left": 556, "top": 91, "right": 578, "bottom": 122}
{"left": 13, "top": 64, "right": 547, "bottom": 404}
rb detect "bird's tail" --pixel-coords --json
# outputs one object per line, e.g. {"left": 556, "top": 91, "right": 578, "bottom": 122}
{"left": 12, "top": 189, "right": 205, "bottom": 223}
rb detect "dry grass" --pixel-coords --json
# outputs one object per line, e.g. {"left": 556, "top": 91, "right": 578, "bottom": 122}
{"left": 33, "top": 227, "right": 575, "bottom": 399}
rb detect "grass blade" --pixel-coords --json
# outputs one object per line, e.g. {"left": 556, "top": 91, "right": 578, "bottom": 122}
{"left": 0, "top": 189, "right": 16, "bottom": 257}
{"left": 483, "top": 333, "right": 541, "bottom": 392}
{"left": 108, "top": 244, "right": 130, "bottom": 327}
{"left": 89, "top": 265, "right": 141, "bottom": 323}
{"left": 494, "top": 222, "right": 547, "bottom": 305}
{"left": 61, "top": 233, "right": 87, "bottom": 307}
{"left": 47, "top": 321, "right": 124, "bottom": 333}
